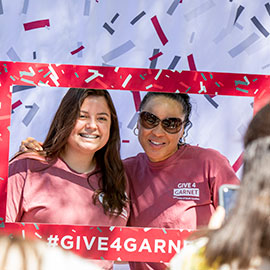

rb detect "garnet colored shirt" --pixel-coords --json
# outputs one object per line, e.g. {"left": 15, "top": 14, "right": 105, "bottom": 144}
{"left": 124, "top": 144, "right": 240, "bottom": 270}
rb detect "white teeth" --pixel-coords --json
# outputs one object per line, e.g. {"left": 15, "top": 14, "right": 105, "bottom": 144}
{"left": 150, "top": 140, "right": 164, "bottom": 145}
{"left": 80, "top": 134, "right": 98, "bottom": 139}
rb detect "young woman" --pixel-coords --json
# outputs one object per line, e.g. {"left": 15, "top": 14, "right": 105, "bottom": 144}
{"left": 6, "top": 88, "right": 129, "bottom": 270}
{"left": 124, "top": 92, "right": 239, "bottom": 270}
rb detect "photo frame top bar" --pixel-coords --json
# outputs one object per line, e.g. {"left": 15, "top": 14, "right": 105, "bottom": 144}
{"left": 0, "top": 61, "right": 268, "bottom": 97}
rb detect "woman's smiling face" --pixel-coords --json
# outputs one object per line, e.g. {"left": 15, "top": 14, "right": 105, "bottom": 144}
{"left": 138, "top": 96, "right": 185, "bottom": 162}
{"left": 66, "top": 95, "right": 111, "bottom": 156}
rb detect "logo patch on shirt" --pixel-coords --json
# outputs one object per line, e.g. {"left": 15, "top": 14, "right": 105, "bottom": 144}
{"left": 173, "top": 182, "right": 200, "bottom": 200}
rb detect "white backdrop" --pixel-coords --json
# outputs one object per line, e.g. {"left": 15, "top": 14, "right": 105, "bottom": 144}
{"left": 2, "top": 1, "right": 269, "bottom": 268}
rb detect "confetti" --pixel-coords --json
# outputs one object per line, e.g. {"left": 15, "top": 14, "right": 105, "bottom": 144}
{"left": 83, "top": 0, "right": 91, "bottom": 16}
{"left": 22, "top": 0, "right": 29, "bottom": 14}
{"left": 236, "top": 87, "right": 248, "bottom": 94}
{"left": 198, "top": 81, "right": 207, "bottom": 93}
{"left": 70, "top": 45, "right": 85, "bottom": 55}
{"left": 34, "top": 223, "right": 39, "bottom": 230}
{"left": 12, "top": 85, "right": 35, "bottom": 93}
{"left": 232, "top": 152, "right": 243, "bottom": 172}
{"left": 184, "top": 0, "right": 215, "bottom": 22}
{"left": 228, "top": 33, "right": 260, "bottom": 58}
{"left": 167, "top": 0, "right": 180, "bottom": 16}
{"left": 0, "top": 0, "right": 3, "bottom": 14}
{"left": 122, "top": 140, "right": 130, "bottom": 143}
{"left": 114, "top": 67, "right": 120, "bottom": 72}
{"left": 23, "top": 19, "right": 50, "bottom": 31}
{"left": 149, "top": 49, "right": 160, "bottom": 68}
{"left": 11, "top": 100, "right": 22, "bottom": 113}
{"left": 102, "top": 40, "right": 135, "bottom": 62}
{"left": 187, "top": 54, "right": 197, "bottom": 71}
{"left": 204, "top": 95, "right": 219, "bottom": 108}
{"left": 234, "top": 5, "right": 244, "bottom": 24}
{"left": 43, "top": 71, "right": 51, "bottom": 78}
{"left": 149, "top": 51, "right": 163, "bottom": 61}
{"left": 96, "top": 78, "right": 108, "bottom": 88}
{"left": 103, "top": 23, "right": 115, "bottom": 35}
{"left": 154, "top": 69, "right": 162, "bottom": 80}
{"left": 111, "top": 13, "right": 119, "bottom": 23}
{"left": 162, "top": 228, "right": 167, "bottom": 234}
{"left": 266, "top": 3, "right": 270, "bottom": 16}
{"left": 49, "top": 74, "right": 59, "bottom": 86}
{"left": 190, "top": 32, "right": 195, "bottom": 43}
{"left": 151, "top": 15, "right": 168, "bottom": 46}
{"left": 251, "top": 16, "right": 269, "bottom": 37}
{"left": 146, "top": 84, "right": 153, "bottom": 90}
{"left": 22, "top": 230, "right": 25, "bottom": 239}
{"left": 21, "top": 78, "right": 36, "bottom": 85}
{"left": 74, "top": 72, "right": 79, "bottom": 78}
{"left": 130, "top": 11, "right": 146, "bottom": 25}
{"left": 153, "top": 84, "right": 163, "bottom": 90}
{"left": 7, "top": 47, "right": 22, "bottom": 61}
{"left": 262, "top": 63, "right": 270, "bottom": 69}
{"left": 200, "top": 73, "right": 207, "bottom": 81}
{"left": 237, "top": 124, "right": 247, "bottom": 136}
{"left": 85, "top": 69, "right": 104, "bottom": 83}
{"left": 97, "top": 227, "right": 102, "bottom": 232}
{"left": 109, "top": 226, "right": 115, "bottom": 231}
{"left": 122, "top": 74, "right": 132, "bottom": 88}
{"left": 35, "top": 232, "right": 42, "bottom": 239}
{"left": 23, "top": 103, "right": 39, "bottom": 126}
{"left": 235, "top": 22, "right": 244, "bottom": 30}
{"left": 33, "top": 51, "right": 37, "bottom": 59}
{"left": 168, "top": 55, "right": 181, "bottom": 69}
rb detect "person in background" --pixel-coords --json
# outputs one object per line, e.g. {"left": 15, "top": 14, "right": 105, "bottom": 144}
{"left": 244, "top": 103, "right": 270, "bottom": 147}
{"left": 124, "top": 92, "right": 239, "bottom": 270}
{"left": 7, "top": 88, "right": 129, "bottom": 270}
{"left": 170, "top": 136, "right": 270, "bottom": 270}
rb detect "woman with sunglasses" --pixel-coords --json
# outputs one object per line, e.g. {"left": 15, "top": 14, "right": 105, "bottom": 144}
{"left": 124, "top": 92, "right": 239, "bottom": 270}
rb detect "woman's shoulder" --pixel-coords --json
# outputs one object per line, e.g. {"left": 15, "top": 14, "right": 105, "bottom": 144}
{"left": 9, "top": 152, "right": 49, "bottom": 173}
{"left": 10, "top": 152, "right": 46, "bottom": 163}
{"left": 184, "top": 144, "right": 227, "bottom": 161}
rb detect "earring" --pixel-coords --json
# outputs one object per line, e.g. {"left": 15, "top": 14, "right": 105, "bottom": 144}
{"left": 133, "top": 127, "right": 139, "bottom": 136}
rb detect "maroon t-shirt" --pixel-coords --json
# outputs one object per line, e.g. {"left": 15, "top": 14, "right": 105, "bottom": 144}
{"left": 124, "top": 144, "right": 240, "bottom": 270}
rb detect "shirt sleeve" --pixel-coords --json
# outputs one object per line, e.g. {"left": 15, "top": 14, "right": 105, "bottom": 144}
{"left": 208, "top": 151, "right": 240, "bottom": 208}
{"left": 6, "top": 159, "right": 27, "bottom": 222}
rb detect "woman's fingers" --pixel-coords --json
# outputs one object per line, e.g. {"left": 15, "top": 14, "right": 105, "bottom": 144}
{"left": 20, "top": 137, "right": 43, "bottom": 152}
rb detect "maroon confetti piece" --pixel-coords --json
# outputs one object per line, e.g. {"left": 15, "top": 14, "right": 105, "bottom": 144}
{"left": 11, "top": 100, "right": 22, "bottom": 111}
{"left": 122, "top": 140, "right": 130, "bottom": 143}
{"left": 187, "top": 54, "right": 197, "bottom": 71}
{"left": 131, "top": 91, "right": 141, "bottom": 112}
{"left": 151, "top": 16, "right": 168, "bottom": 46}
{"left": 232, "top": 152, "right": 243, "bottom": 172}
{"left": 23, "top": 19, "right": 50, "bottom": 31}
{"left": 149, "top": 51, "right": 163, "bottom": 61}
{"left": 71, "top": 45, "right": 85, "bottom": 55}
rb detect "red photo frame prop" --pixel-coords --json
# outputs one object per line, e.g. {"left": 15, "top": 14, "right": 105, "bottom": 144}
{"left": 0, "top": 61, "right": 269, "bottom": 262}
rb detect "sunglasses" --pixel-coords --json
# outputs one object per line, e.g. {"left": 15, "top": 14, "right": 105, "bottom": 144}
{"left": 139, "top": 111, "right": 183, "bottom": 134}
